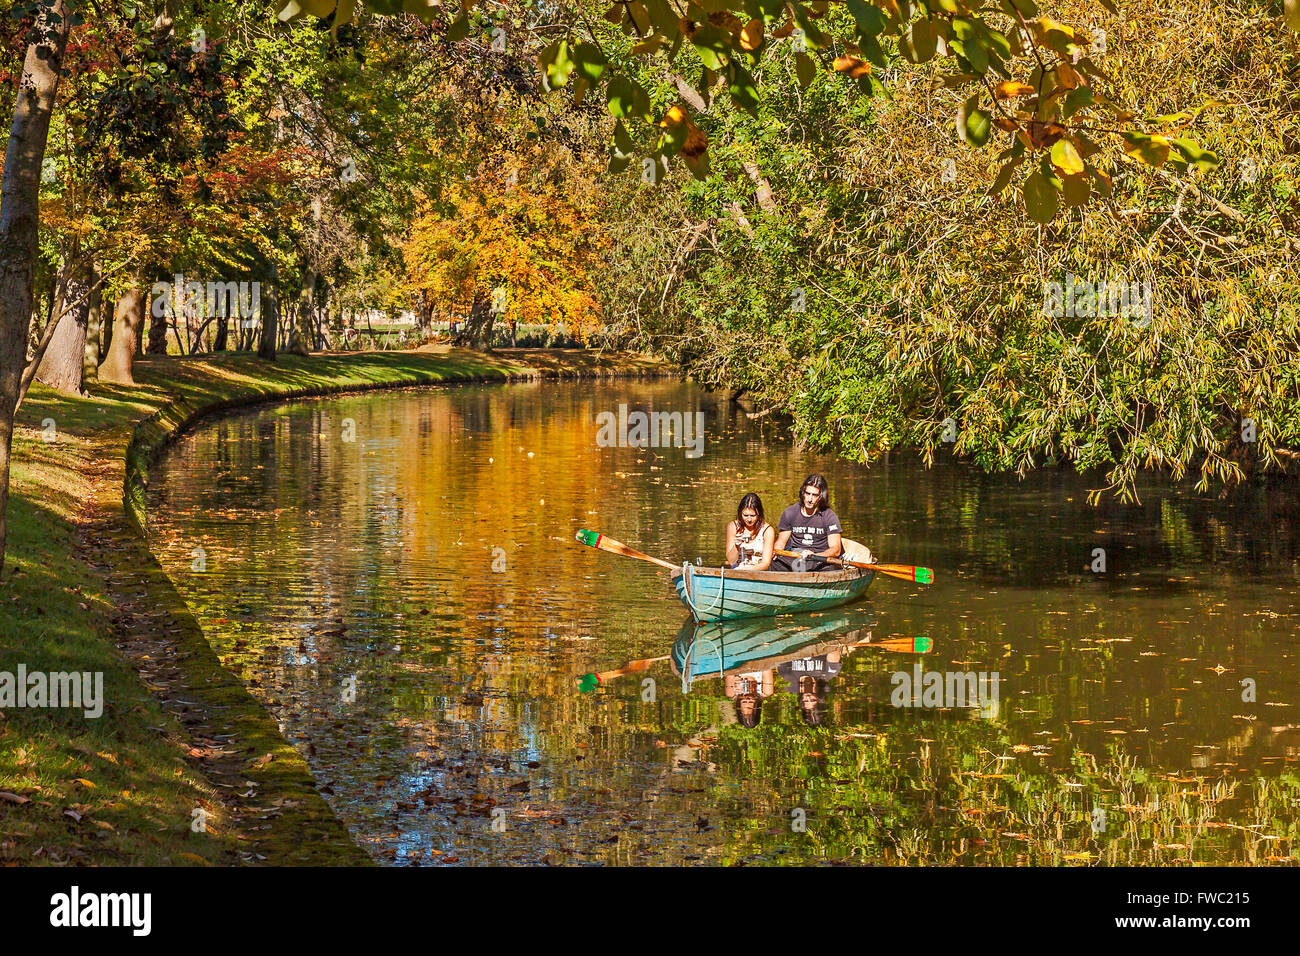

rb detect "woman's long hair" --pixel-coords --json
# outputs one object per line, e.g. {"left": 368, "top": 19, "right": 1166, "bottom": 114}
{"left": 734, "top": 492, "right": 765, "bottom": 531}
{"left": 799, "top": 474, "right": 830, "bottom": 513}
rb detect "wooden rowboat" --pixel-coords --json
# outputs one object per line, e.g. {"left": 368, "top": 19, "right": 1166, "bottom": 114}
{"left": 672, "top": 562, "right": 875, "bottom": 623}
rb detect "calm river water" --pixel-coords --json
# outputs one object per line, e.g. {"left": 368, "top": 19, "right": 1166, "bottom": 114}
{"left": 148, "top": 380, "right": 1300, "bottom": 865}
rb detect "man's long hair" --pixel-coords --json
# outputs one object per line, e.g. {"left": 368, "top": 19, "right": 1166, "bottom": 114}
{"left": 799, "top": 474, "right": 830, "bottom": 513}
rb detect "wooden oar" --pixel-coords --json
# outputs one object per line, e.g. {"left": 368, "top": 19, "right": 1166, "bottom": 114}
{"left": 577, "top": 655, "right": 669, "bottom": 692}
{"left": 775, "top": 548, "right": 934, "bottom": 584}
{"left": 868, "top": 636, "right": 933, "bottom": 654}
{"left": 575, "top": 528, "right": 677, "bottom": 571}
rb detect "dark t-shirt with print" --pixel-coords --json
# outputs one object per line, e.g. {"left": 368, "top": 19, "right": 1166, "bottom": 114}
{"left": 778, "top": 504, "right": 842, "bottom": 555}
{"left": 778, "top": 655, "right": 842, "bottom": 691}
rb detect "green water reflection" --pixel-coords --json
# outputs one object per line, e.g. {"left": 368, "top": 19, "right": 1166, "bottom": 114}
{"left": 148, "top": 381, "right": 1300, "bottom": 865}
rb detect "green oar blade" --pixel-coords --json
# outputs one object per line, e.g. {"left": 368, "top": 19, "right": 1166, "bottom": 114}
{"left": 575, "top": 528, "right": 601, "bottom": 548}
{"left": 915, "top": 567, "right": 934, "bottom": 584}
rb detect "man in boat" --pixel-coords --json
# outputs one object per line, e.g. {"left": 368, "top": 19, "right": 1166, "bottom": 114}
{"left": 772, "top": 474, "right": 843, "bottom": 573}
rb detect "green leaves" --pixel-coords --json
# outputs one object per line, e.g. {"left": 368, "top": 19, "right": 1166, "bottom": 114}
{"left": 572, "top": 43, "right": 608, "bottom": 84}
{"left": 1023, "top": 169, "right": 1058, "bottom": 223}
{"left": 1170, "top": 138, "right": 1220, "bottom": 173}
{"left": 957, "top": 95, "right": 991, "bottom": 148}
{"left": 606, "top": 75, "right": 651, "bottom": 121}
{"left": 795, "top": 51, "right": 818, "bottom": 89}
{"left": 845, "top": 0, "right": 886, "bottom": 37}
{"left": 691, "top": 24, "right": 732, "bottom": 71}
{"left": 609, "top": 120, "right": 636, "bottom": 173}
{"left": 727, "top": 63, "right": 760, "bottom": 117}
{"left": 539, "top": 39, "right": 575, "bottom": 89}
{"left": 447, "top": 12, "right": 470, "bottom": 42}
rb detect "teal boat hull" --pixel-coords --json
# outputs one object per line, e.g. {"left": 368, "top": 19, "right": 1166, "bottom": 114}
{"left": 671, "top": 564, "right": 874, "bottom": 623}
{"left": 671, "top": 609, "right": 877, "bottom": 686}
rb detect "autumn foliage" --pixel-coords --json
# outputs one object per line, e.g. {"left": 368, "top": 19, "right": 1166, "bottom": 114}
{"left": 402, "top": 173, "right": 604, "bottom": 338}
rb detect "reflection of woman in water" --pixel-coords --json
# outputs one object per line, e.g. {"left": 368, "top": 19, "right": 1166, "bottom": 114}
{"left": 724, "top": 671, "right": 773, "bottom": 728}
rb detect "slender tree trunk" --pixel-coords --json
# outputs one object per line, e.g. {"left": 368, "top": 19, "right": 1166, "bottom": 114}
{"left": 99, "top": 285, "right": 145, "bottom": 384}
{"left": 258, "top": 271, "right": 278, "bottom": 360}
{"left": 0, "top": 0, "right": 72, "bottom": 572}
{"left": 99, "top": 272, "right": 113, "bottom": 356}
{"left": 82, "top": 269, "right": 102, "bottom": 387}
{"left": 35, "top": 255, "right": 92, "bottom": 394}
{"left": 213, "top": 311, "right": 229, "bottom": 351}
{"left": 288, "top": 268, "right": 314, "bottom": 355}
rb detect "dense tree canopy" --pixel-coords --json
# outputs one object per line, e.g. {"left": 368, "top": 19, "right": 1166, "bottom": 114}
{"left": 0, "top": 0, "right": 1297, "bottom": 570}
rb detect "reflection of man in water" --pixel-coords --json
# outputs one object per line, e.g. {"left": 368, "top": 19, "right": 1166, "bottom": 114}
{"left": 723, "top": 671, "right": 773, "bottom": 728}
{"left": 778, "top": 649, "right": 843, "bottom": 726}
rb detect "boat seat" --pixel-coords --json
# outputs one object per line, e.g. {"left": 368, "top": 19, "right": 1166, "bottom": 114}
{"left": 841, "top": 538, "right": 874, "bottom": 564}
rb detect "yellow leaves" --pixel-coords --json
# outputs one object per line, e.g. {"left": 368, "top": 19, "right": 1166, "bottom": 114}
{"left": 994, "top": 81, "right": 1035, "bottom": 100}
{"left": 740, "top": 18, "right": 764, "bottom": 52}
{"left": 1050, "top": 139, "right": 1085, "bottom": 176}
{"left": 630, "top": 36, "right": 668, "bottom": 56}
{"left": 660, "top": 104, "right": 689, "bottom": 127}
{"left": 1055, "top": 62, "right": 1084, "bottom": 90}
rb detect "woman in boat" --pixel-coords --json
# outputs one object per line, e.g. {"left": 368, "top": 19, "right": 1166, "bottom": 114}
{"left": 725, "top": 492, "right": 775, "bottom": 571}
{"left": 773, "top": 474, "right": 843, "bottom": 572}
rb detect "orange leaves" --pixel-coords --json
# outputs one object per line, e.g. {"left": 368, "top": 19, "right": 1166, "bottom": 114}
{"left": 739, "top": 18, "right": 764, "bottom": 52}
{"left": 994, "top": 81, "right": 1034, "bottom": 100}
{"left": 833, "top": 56, "right": 872, "bottom": 79}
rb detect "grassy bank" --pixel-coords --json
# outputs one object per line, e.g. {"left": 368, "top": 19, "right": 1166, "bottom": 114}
{"left": 0, "top": 347, "right": 669, "bottom": 865}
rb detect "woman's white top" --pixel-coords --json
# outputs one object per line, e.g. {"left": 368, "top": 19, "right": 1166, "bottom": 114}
{"left": 735, "top": 521, "right": 771, "bottom": 567}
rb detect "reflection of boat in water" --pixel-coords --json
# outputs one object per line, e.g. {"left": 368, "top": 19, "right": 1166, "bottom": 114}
{"left": 671, "top": 563, "right": 875, "bottom": 623}
{"left": 670, "top": 609, "right": 928, "bottom": 691}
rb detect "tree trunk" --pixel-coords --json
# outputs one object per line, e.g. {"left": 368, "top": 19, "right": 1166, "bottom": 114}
{"left": 287, "top": 269, "right": 314, "bottom": 355}
{"left": 258, "top": 273, "right": 278, "bottom": 360}
{"left": 81, "top": 266, "right": 102, "bottom": 387}
{"left": 147, "top": 286, "right": 169, "bottom": 354}
{"left": 99, "top": 276, "right": 113, "bottom": 356}
{"left": 0, "top": 0, "right": 72, "bottom": 573}
{"left": 452, "top": 293, "right": 495, "bottom": 350}
{"left": 99, "top": 285, "right": 145, "bottom": 385}
{"left": 213, "top": 311, "right": 229, "bottom": 351}
{"left": 35, "top": 256, "right": 92, "bottom": 394}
